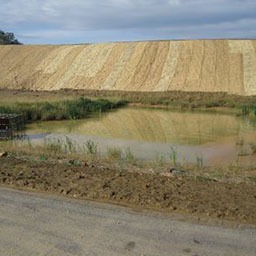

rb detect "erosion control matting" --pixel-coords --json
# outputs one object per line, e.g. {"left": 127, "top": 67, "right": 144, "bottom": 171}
{"left": 0, "top": 40, "right": 256, "bottom": 95}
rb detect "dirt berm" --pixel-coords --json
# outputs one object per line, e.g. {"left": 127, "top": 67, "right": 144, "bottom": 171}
{"left": 0, "top": 40, "right": 256, "bottom": 95}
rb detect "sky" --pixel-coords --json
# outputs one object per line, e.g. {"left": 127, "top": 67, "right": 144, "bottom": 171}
{"left": 1, "top": 0, "right": 256, "bottom": 44}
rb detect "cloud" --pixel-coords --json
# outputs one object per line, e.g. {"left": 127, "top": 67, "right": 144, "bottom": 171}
{"left": 0, "top": 0, "right": 255, "bottom": 44}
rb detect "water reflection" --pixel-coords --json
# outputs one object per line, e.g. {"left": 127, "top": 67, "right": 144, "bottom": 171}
{"left": 25, "top": 108, "right": 256, "bottom": 165}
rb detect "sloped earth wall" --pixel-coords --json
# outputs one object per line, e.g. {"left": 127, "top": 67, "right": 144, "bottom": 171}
{"left": 0, "top": 40, "right": 256, "bottom": 95}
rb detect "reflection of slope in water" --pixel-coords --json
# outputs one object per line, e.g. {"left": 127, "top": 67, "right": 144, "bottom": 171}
{"left": 26, "top": 108, "right": 256, "bottom": 145}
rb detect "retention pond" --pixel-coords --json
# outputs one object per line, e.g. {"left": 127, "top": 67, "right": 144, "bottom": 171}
{"left": 25, "top": 107, "right": 256, "bottom": 166}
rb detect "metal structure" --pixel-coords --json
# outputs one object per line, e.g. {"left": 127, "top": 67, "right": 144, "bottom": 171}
{"left": 0, "top": 114, "right": 24, "bottom": 139}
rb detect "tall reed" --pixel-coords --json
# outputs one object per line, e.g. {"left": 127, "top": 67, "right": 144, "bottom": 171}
{"left": 0, "top": 97, "right": 127, "bottom": 122}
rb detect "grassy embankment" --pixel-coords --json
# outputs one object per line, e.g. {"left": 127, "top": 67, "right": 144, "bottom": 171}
{"left": 0, "top": 97, "right": 127, "bottom": 121}
{"left": 1, "top": 89, "right": 255, "bottom": 115}
{"left": 54, "top": 89, "right": 256, "bottom": 115}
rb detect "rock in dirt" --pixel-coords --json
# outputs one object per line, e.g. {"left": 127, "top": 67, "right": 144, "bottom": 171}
{"left": 0, "top": 152, "right": 8, "bottom": 158}
{"left": 169, "top": 168, "right": 186, "bottom": 177}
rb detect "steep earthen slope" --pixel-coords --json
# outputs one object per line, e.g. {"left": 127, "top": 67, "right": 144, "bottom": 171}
{"left": 0, "top": 40, "right": 255, "bottom": 95}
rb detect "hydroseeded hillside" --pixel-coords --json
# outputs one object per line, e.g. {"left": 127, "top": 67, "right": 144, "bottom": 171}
{"left": 0, "top": 40, "right": 256, "bottom": 95}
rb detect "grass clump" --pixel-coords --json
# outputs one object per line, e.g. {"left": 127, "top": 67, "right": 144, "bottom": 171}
{"left": 85, "top": 140, "right": 98, "bottom": 156}
{"left": 168, "top": 146, "right": 178, "bottom": 166}
{"left": 124, "top": 147, "right": 136, "bottom": 163}
{"left": 240, "top": 105, "right": 256, "bottom": 117}
{"left": 107, "top": 147, "right": 122, "bottom": 161}
{"left": 155, "top": 153, "right": 165, "bottom": 166}
{"left": 44, "top": 137, "right": 63, "bottom": 154}
{"left": 0, "top": 97, "right": 127, "bottom": 122}
{"left": 196, "top": 155, "right": 204, "bottom": 169}
{"left": 44, "top": 136, "right": 99, "bottom": 157}
{"left": 39, "top": 154, "right": 48, "bottom": 161}
{"left": 44, "top": 136, "right": 78, "bottom": 154}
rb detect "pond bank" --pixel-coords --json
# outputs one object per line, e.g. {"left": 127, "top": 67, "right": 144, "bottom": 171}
{"left": 1, "top": 89, "right": 256, "bottom": 116}
{"left": 0, "top": 152, "right": 255, "bottom": 226}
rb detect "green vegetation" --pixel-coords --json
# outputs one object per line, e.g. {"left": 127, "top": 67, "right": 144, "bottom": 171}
{"left": 0, "top": 97, "right": 127, "bottom": 122}
{"left": 1, "top": 137, "right": 256, "bottom": 184}
{"left": 169, "top": 146, "right": 178, "bottom": 166}
{"left": 44, "top": 137, "right": 63, "bottom": 154}
{"left": 85, "top": 139, "right": 98, "bottom": 156}
{"left": 124, "top": 148, "right": 136, "bottom": 163}
{"left": 54, "top": 89, "right": 256, "bottom": 114}
{"left": 39, "top": 154, "right": 48, "bottom": 161}
{"left": 1, "top": 90, "right": 256, "bottom": 117}
{"left": 155, "top": 153, "right": 165, "bottom": 166}
{"left": 107, "top": 147, "right": 122, "bottom": 161}
{"left": 240, "top": 105, "right": 256, "bottom": 117}
{"left": 196, "top": 156, "right": 204, "bottom": 169}
{"left": 44, "top": 137, "right": 99, "bottom": 157}
{"left": 63, "top": 136, "right": 77, "bottom": 153}
{"left": 0, "top": 30, "right": 22, "bottom": 45}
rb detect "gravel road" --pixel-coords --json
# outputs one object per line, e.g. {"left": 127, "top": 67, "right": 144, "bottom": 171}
{"left": 0, "top": 187, "right": 255, "bottom": 256}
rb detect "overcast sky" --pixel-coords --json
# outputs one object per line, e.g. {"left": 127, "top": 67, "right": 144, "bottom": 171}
{"left": 1, "top": 0, "right": 256, "bottom": 44}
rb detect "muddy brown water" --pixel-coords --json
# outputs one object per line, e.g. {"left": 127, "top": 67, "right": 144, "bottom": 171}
{"left": 24, "top": 107, "right": 256, "bottom": 166}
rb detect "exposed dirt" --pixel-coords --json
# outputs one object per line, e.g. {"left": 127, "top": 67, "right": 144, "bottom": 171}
{"left": 0, "top": 153, "right": 255, "bottom": 225}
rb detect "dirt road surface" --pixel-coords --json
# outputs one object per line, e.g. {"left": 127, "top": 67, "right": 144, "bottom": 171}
{"left": 0, "top": 188, "right": 255, "bottom": 256}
